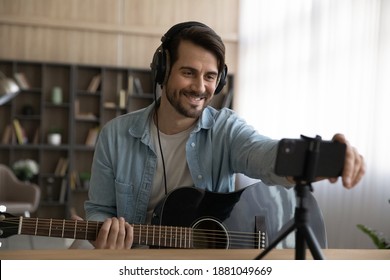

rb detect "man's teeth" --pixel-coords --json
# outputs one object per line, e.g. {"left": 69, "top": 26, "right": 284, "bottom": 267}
{"left": 190, "top": 96, "right": 203, "bottom": 101}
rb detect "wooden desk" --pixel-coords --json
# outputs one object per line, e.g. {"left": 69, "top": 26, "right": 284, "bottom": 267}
{"left": 0, "top": 249, "right": 389, "bottom": 260}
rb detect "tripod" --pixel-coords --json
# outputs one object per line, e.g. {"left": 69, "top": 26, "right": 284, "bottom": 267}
{"left": 255, "top": 136, "right": 325, "bottom": 260}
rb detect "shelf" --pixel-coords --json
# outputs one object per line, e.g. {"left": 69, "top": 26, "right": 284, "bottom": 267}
{"left": 0, "top": 59, "right": 234, "bottom": 219}
{"left": 0, "top": 59, "right": 157, "bottom": 219}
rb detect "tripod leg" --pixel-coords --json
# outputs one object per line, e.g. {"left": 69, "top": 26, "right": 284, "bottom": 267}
{"left": 301, "top": 225, "right": 325, "bottom": 260}
{"left": 254, "top": 223, "right": 296, "bottom": 260}
{"left": 295, "top": 226, "right": 306, "bottom": 260}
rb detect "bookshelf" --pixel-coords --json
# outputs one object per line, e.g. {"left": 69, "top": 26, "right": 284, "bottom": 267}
{"left": 0, "top": 59, "right": 234, "bottom": 219}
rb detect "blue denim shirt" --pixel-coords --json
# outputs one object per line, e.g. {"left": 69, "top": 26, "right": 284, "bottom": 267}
{"left": 84, "top": 102, "right": 291, "bottom": 224}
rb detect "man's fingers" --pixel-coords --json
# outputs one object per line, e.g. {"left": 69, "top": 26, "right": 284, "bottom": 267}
{"left": 125, "top": 223, "right": 134, "bottom": 249}
{"left": 332, "top": 133, "right": 365, "bottom": 189}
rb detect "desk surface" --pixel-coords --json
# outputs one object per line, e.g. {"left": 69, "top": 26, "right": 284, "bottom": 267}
{"left": 0, "top": 249, "right": 389, "bottom": 260}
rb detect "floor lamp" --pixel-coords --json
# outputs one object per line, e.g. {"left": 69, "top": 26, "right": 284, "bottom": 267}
{"left": 0, "top": 71, "right": 20, "bottom": 106}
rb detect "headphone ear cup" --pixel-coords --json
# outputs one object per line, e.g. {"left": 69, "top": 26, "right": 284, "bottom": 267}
{"left": 151, "top": 45, "right": 166, "bottom": 86}
{"left": 214, "top": 64, "right": 228, "bottom": 94}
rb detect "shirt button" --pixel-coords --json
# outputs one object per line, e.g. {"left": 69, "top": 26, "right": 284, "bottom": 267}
{"left": 197, "top": 175, "right": 203, "bottom": 180}
{"left": 191, "top": 142, "right": 195, "bottom": 148}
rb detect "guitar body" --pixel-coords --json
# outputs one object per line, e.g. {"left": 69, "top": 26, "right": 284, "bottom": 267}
{"left": 152, "top": 182, "right": 326, "bottom": 249}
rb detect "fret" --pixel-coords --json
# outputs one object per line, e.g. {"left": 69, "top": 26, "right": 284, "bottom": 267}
{"left": 145, "top": 224, "right": 148, "bottom": 245}
{"left": 159, "top": 225, "right": 161, "bottom": 247}
{"left": 188, "top": 228, "right": 191, "bottom": 248}
{"left": 175, "top": 227, "right": 177, "bottom": 248}
{"left": 169, "top": 226, "right": 172, "bottom": 247}
{"left": 95, "top": 221, "right": 99, "bottom": 240}
{"left": 164, "top": 226, "right": 167, "bottom": 247}
{"left": 49, "top": 219, "right": 52, "bottom": 237}
{"left": 74, "top": 220, "right": 77, "bottom": 239}
{"left": 138, "top": 225, "right": 141, "bottom": 245}
{"left": 63, "top": 220, "right": 71, "bottom": 238}
{"left": 19, "top": 217, "right": 29, "bottom": 235}
{"left": 85, "top": 220, "right": 88, "bottom": 240}
{"left": 34, "top": 218, "right": 38, "bottom": 235}
{"left": 75, "top": 220, "right": 83, "bottom": 239}
{"left": 152, "top": 225, "right": 155, "bottom": 246}
{"left": 184, "top": 227, "right": 187, "bottom": 248}
{"left": 51, "top": 219, "right": 67, "bottom": 238}
{"left": 18, "top": 216, "right": 22, "bottom": 235}
{"left": 179, "top": 227, "right": 182, "bottom": 248}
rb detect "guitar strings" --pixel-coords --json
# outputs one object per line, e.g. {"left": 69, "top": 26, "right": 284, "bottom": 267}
{"left": 2, "top": 217, "right": 265, "bottom": 248}
{"left": 2, "top": 217, "right": 261, "bottom": 240}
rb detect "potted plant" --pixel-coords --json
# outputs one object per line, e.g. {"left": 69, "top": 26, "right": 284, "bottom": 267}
{"left": 79, "top": 171, "right": 91, "bottom": 190}
{"left": 12, "top": 159, "right": 39, "bottom": 182}
{"left": 357, "top": 199, "right": 390, "bottom": 249}
{"left": 47, "top": 127, "right": 62, "bottom": 145}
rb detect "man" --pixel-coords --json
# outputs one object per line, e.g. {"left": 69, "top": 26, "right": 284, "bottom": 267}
{"left": 83, "top": 22, "right": 365, "bottom": 249}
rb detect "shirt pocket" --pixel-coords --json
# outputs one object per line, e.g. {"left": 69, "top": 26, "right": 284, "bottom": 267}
{"left": 115, "top": 179, "right": 135, "bottom": 222}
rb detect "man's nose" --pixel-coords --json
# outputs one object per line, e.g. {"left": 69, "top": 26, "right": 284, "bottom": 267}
{"left": 190, "top": 76, "right": 206, "bottom": 93}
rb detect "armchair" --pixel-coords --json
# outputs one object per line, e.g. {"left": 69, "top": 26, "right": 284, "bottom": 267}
{"left": 0, "top": 164, "right": 41, "bottom": 217}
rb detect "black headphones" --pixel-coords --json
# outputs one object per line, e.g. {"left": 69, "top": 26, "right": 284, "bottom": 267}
{"left": 150, "top": 21, "right": 228, "bottom": 94}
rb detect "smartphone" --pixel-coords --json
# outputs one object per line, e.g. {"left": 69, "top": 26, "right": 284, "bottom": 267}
{"left": 275, "top": 138, "right": 346, "bottom": 179}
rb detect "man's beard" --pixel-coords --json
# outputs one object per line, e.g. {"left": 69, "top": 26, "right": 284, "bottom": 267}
{"left": 166, "top": 89, "right": 210, "bottom": 118}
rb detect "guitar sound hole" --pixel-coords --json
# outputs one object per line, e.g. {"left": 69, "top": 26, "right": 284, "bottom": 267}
{"left": 192, "top": 218, "right": 228, "bottom": 249}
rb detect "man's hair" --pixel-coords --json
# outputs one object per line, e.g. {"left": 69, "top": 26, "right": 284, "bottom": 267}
{"left": 165, "top": 25, "right": 226, "bottom": 75}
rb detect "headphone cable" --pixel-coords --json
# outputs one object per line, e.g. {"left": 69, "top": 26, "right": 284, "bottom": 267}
{"left": 153, "top": 84, "right": 168, "bottom": 196}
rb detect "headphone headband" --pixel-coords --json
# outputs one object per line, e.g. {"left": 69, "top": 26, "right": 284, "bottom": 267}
{"left": 161, "top": 21, "right": 209, "bottom": 48}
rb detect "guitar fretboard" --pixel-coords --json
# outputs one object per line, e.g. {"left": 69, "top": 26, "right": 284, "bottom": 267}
{"left": 19, "top": 217, "right": 194, "bottom": 248}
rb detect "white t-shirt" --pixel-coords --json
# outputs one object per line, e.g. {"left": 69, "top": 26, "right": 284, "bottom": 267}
{"left": 146, "top": 119, "right": 195, "bottom": 223}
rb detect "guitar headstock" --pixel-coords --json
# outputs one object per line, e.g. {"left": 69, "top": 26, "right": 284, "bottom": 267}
{"left": 0, "top": 212, "right": 20, "bottom": 238}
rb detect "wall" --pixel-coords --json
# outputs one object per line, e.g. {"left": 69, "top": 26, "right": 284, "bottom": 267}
{"left": 0, "top": 0, "right": 238, "bottom": 72}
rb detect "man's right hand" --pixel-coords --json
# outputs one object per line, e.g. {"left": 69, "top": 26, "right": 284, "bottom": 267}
{"left": 92, "top": 217, "right": 134, "bottom": 249}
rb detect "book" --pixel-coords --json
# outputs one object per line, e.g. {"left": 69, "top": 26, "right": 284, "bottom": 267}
{"left": 14, "top": 72, "right": 30, "bottom": 89}
{"left": 1, "top": 124, "right": 12, "bottom": 144}
{"left": 74, "top": 99, "right": 98, "bottom": 120}
{"left": 127, "top": 74, "right": 134, "bottom": 95}
{"left": 54, "top": 157, "right": 69, "bottom": 176}
{"left": 87, "top": 74, "right": 101, "bottom": 93}
{"left": 119, "top": 89, "right": 126, "bottom": 109}
{"left": 54, "top": 157, "right": 64, "bottom": 175}
{"left": 76, "top": 113, "right": 98, "bottom": 121}
{"left": 133, "top": 77, "right": 143, "bottom": 94}
{"left": 70, "top": 171, "right": 81, "bottom": 190}
{"left": 85, "top": 127, "right": 99, "bottom": 146}
{"left": 59, "top": 178, "right": 68, "bottom": 203}
{"left": 103, "top": 101, "right": 116, "bottom": 109}
{"left": 12, "top": 119, "right": 27, "bottom": 144}
{"left": 32, "top": 126, "right": 40, "bottom": 144}
{"left": 59, "top": 158, "right": 69, "bottom": 176}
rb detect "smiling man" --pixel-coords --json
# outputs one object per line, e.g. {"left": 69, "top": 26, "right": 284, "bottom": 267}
{"left": 83, "top": 22, "right": 365, "bottom": 249}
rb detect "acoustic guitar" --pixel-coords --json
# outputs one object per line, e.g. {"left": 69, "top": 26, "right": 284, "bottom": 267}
{"left": 1, "top": 182, "right": 321, "bottom": 249}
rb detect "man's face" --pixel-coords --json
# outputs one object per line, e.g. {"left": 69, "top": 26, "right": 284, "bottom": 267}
{"left": 164, "top": 40, "right": 219, "bottom": 119}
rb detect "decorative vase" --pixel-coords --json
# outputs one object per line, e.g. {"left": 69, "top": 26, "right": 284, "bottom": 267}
{"left": 51, "top": 86, "right": 63, "bottom": 105}
{"left": 48, "top": 133, "right": 61, "bottom": 145}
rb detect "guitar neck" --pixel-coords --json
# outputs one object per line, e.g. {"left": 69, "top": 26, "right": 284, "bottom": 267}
{"left": 18, "top": 217, "right": 194, "bottom": 248}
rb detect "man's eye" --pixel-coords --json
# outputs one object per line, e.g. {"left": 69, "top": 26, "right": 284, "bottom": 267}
{"left": 206, "top": 75, "right": 217, "bottom": 82}
{"left": 183, "top": 71, "right": 193, "bottom": 76}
